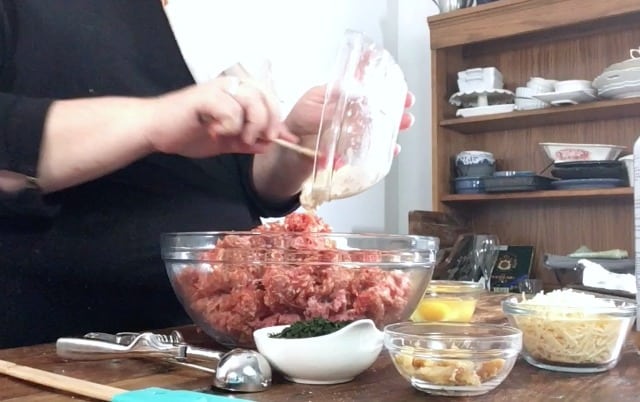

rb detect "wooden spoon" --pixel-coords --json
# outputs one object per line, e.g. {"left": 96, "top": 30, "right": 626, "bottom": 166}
{"left": 222, "top": 65, "right": 317, "bottom": 159}
{"left": 272, "top": 138, "right": 316, "bottom": 158}
{"left": 0, "top": 359, "right": 252, "bottom": 402}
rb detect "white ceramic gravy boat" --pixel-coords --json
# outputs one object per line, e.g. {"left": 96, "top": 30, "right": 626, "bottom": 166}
{"left": 253, "top": 319, "right": 384, "bottom": 384}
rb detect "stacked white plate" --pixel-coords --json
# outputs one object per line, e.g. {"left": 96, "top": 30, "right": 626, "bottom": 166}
{"left": 593, "top": 53, "right": 640, "bottom": 99}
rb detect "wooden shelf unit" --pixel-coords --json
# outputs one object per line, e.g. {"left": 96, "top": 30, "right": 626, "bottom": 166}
{"left": 427, "top": 0, "right": 640, "bottom": 286}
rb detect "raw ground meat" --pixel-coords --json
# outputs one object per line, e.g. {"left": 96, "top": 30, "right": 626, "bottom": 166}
{"left": 173, "top": 212, "right": 414, "bottom": 346}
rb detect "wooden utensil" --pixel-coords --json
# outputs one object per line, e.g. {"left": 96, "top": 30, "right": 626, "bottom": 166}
{"left": 272, "top": 138, "right": 316, "bottom": 158}
{"left": 222, "top": 64, "right": 317, "bottom": 159}
{"left": 0, "top": 359, "right": 251, "bottom": 402}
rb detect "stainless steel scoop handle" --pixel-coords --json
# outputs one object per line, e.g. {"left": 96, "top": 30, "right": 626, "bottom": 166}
{"left": 181, "top": 345, "right": 224, "bottom": 362}
{"left": 57, "top": 331, "right": 224, "bottom": 364}
{"left": 56, "top": 333, "right": 181, "bottom": 361}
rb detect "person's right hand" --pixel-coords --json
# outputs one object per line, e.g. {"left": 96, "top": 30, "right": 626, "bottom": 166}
{"left": 147, "top": 76, "right": 297, "bottom": 158}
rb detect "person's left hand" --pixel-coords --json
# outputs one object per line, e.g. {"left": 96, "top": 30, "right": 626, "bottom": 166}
{"left": 252, "top": 85, "right": 414, "bottom": 202}
{"left": 284, "top": 85, "right": 415, "bottom": 152}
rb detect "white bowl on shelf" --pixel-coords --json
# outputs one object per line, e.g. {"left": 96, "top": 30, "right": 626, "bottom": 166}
{"left": 514, "top": 86, "right": 549, "bottom": 110}
{"left": 526, "top": 77, "right": 557, "bottom": 93}
{"left": 515, "top": 97, "right": 548, "bottom": 110}
{"left": 515, "top": 86, "right": 537, "bottom": 97}
{"left": 539, "top": 142, "right": 626, "bottom": 163}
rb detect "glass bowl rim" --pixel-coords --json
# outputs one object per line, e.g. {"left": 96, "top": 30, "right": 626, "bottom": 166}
{"left": 161, "top": 231, "right": 439, "bottom": 250}
{"left": 383, "top": 322, "right": 523, "bottom": 342}
{"left": 162, "top": 231, "right": 437, "bottom": 240}
{"left": 424, "top": 280, "right": 486, "bottom": 295}
{"left": 502, "top": 298, "right": 637, "bottom": 317}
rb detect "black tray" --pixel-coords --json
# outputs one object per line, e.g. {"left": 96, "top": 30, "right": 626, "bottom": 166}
{"left": 550, "top": 178, "right": 626, "bottom": 190}
{"left": 566, "top": 285, "right": 635, "bottom": 300}
{"left": 551, "top": 160, "right": 627, "bottom": 181}
{"left": 483, "top": 175, "right": 555, "bottom": 193}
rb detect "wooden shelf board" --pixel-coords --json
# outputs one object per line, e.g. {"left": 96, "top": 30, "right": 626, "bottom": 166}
{"left": 441, "top": 187, "right": 632, "bottom": 202}
{"left": 440, "top": 98, "right": 640, "bottom": 134}
{"left": 427, "top": 0, "right": 640, "bottom": 49}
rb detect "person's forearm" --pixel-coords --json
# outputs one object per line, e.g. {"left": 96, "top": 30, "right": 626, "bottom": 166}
{"left": 36, "top": 97, "right": 157, "bottom": 193}
{"left": 35, "top": 91, "right": 312, "bottom": 199}
{"left": 252, "top": 145, "right": 313, "bottom": 203}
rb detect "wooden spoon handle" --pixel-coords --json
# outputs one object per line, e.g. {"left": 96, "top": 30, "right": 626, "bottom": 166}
{"left": 272, "top": 138, "right": 316, "bottom": 158}
{"left": 0, "top": 359, "right": 124, "bottom": 401}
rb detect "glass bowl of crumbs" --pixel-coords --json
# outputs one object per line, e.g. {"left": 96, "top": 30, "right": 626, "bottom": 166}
{"left": 384, "top": 322, "right": 522, "bottom": 397}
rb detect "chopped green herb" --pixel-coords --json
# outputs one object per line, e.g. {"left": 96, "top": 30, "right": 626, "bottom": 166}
{"left": 269, "top": 318, "right": 354, "bottom": 339}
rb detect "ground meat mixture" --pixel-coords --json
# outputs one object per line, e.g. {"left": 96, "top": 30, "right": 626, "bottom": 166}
{"left": 174, "top": 212, "right": 413, "bottom": 346}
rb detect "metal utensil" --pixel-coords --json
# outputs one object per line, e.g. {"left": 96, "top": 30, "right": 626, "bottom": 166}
{"left": 431, "top": 0, "right": 474, "bottom": 13}
{"left": 56, "top": 331, "right": 272, "bottom": 393}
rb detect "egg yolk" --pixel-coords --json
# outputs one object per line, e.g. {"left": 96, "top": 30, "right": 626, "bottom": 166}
{"left": 412, "top": 297, "right": 477, "bottom": 322}
{"left": 417, "top": 301, "right": 450, "bottom": 321}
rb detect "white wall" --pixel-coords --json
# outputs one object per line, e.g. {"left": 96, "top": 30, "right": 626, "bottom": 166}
{"left": 168, "top": 0, "right": 440, "bottom": 233}
{"left": 389, "top": 1, "right": 440, "bottom": 233}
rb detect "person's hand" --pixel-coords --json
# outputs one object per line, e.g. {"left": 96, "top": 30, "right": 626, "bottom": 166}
{"left": 253, "top": 85, "right": 415, "bottom": 204}
{"left": 147, "top": 76, "right": 297, "bottom": 158}
{"left": 284, "top": 85, "right": 416, "bottom": 151}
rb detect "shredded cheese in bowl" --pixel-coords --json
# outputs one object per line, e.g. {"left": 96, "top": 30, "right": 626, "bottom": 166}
{"left": 502, "top": 289, "right": 636, "bottom": 373}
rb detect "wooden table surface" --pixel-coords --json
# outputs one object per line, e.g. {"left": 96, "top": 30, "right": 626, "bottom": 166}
{"left": 1, "top": 295, "right": 639, "bottom": 402}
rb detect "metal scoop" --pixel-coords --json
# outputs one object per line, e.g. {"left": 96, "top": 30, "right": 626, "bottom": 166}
{"left": 55, "top": 330, "right": 272, "bottom": 393}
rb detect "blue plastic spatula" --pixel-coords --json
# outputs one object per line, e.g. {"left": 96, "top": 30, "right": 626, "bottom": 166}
{"left": 0, "top": 359, "right": 253, "bottom": 402}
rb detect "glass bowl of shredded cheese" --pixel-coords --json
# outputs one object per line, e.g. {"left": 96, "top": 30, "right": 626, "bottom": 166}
{"left": 384, "top": 322, "right": 522, "bottom": 396}
{"left": 502, "top": 289, "right": 636, "bottom": 373}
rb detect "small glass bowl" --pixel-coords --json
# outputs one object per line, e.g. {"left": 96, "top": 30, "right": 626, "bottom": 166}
{"left": 411, "top": 280, "right": 486, "bottom": 323}
{"left": 384, "top": 322, "right": 522, "bottom": 396}
{"left": 502, "top": 295, "right": 636, "bottom": 373}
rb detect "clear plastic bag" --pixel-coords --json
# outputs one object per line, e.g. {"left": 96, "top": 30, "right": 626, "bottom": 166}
{"left": 300, "top": 30, "right": 408, "bottom": 210}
